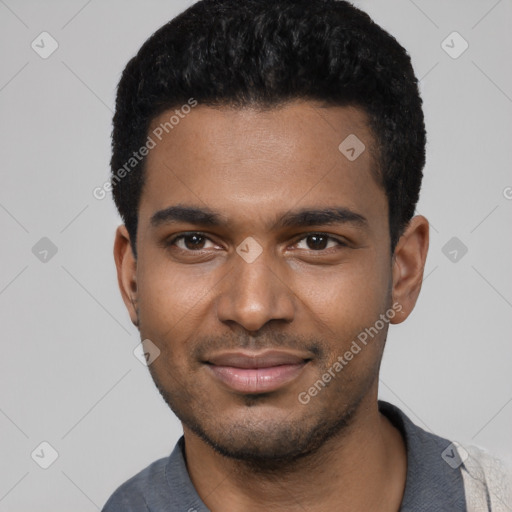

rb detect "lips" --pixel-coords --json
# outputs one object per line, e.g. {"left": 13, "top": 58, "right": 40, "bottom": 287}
{"left": 205, "top": 350, "right": 310, "bottom": 394}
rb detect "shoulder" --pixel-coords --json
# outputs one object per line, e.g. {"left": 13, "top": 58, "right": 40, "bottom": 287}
{"left": 102, "top": 457, "right": 168, "bottom": 512}
{"left": 457, "top": 442, "right": 512, "bottom": 512}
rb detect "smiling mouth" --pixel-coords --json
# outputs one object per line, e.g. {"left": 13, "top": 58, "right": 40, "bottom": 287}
{"left": 204, "top": 350, "right": 311, "bottom": 394}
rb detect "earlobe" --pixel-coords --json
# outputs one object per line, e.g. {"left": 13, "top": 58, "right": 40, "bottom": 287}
{"left": 113, "top": 225, "right": 139, "bottom": 327}
{"left": 390, "top": 215, "right": 429, "bottom": 324}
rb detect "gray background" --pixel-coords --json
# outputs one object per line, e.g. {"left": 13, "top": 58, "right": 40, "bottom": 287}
{"left": 1, "top": 0, "right": 511, "bottom": 510}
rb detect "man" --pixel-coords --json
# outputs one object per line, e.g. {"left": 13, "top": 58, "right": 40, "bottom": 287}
{"left": 104, "top": 0, "right": 511, "bottom": 510}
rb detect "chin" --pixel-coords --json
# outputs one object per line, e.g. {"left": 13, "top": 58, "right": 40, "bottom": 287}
{"left": 182, "top": 403, "right": 359, "bottom": 469}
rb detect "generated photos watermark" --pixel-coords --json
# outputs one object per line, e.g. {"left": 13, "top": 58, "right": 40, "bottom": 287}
{"left": 298, "top": 301, "right": 403, "bottom": 405}
{"left": 93, "top": 98, "right": 198, "bottom": 200}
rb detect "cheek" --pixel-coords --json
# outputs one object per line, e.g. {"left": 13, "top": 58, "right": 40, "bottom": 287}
{"left": 135, "top": 255, "right": 217, "bottom": 345}
{"left": 135, "top": 265, "right": 215, "bottom": 390}
{"left": 292, "top": 252, "right": 391, "bottom": 331}
{"left": 289, "top": 253, "right": 392, "bottom": 379}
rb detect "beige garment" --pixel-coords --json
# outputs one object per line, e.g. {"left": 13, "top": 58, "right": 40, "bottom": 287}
{"left": 457, "top": 443, "right": 512, "bottom": 512}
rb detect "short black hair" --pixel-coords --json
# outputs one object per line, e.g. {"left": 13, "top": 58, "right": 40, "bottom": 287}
{"left": 111, "top": 0, "right": 426, "bottom": 256}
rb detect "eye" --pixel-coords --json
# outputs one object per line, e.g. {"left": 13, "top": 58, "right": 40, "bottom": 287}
{"left": 294, "top": 233, "right": 344, "bottom": 251}
{"left": 169, "top": 233, "right": 218, "bottom": 251}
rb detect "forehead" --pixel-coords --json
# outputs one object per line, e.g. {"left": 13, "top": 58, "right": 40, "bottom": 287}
{"left": 139, "top": 101, "right": 386, "bottom": 230}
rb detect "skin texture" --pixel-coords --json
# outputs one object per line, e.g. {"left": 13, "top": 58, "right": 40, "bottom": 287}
{"left": 114, "top": 101, "right": 429, "bottom": 511}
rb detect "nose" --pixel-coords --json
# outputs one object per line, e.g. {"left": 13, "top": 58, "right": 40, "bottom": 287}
{"left": 215, "top": 249, "right": 295, "bottom": 332}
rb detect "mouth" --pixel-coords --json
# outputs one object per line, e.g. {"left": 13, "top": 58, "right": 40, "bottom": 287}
{"left": 204, "top": 350, "right": 312, "bottom": 394}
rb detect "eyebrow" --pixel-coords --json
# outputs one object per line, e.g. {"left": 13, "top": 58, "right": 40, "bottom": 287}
{"left": 150, "top": 205, "right": 368, "bottom": 230}
{"left": 150, "top": 205, "right": 223, "bottom": 227}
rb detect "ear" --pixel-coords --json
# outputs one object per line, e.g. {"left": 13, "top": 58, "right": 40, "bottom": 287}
{"left": 113, "top": 225, "right": 139, "bottom": 327}
{"left": 390, "top": 215, "right": 429, "bottom": 324}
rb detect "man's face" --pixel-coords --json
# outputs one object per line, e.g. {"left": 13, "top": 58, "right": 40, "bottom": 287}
{"left": 126, "top": 102, "right": 398, "bottom": 462}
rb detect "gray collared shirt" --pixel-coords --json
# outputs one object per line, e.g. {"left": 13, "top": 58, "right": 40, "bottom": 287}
{"left": 102, "top": 400, "right": 467, "bottom": 511}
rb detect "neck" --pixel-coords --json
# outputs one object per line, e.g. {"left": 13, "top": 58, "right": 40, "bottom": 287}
{"left": 182, "top": 391, "right": 407, "bottom": 512}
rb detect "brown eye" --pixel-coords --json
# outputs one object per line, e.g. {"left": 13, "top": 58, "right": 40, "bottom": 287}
{"left": 305, "top": 234, "right": 329, "bottom": 250}
{"left": 182, "top": 234, "right": 206, "bottom": 250}
{"left": 295, "top": 234, "right": 342, "bottom": 251}
{"left": 169, "top": 233, "right": 217, "bottom": 251}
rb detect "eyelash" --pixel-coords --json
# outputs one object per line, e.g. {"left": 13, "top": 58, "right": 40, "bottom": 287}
{"left": 164, "top": 232, "right": 347, "bottom": 252}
